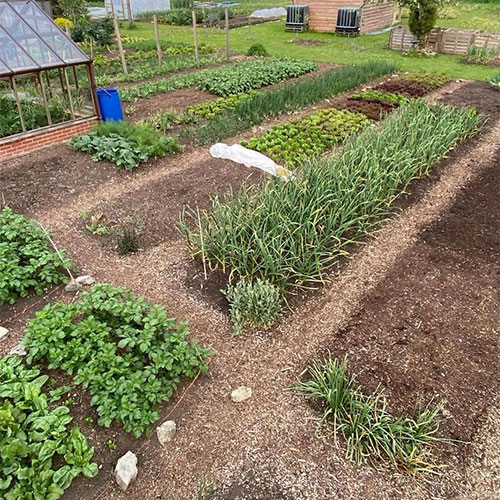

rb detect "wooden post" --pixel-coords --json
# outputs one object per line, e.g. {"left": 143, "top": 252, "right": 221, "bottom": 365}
{"left": 126, "top": 0, "right": 133, "bottom": 22}
{"left": 154, "top": 15, "right": 163, "bottom": 65}
{"left": 36, "top": 73, "right": 52, "bottom": 126}
{"left": 65, "top": 23, "right": 71, "bottom": 39}
{"left": 113, "top": 16, "right": 128, "bottom": 74}
{"left": 9, "top": 76, "right": 26, "bottom": 133}
{"left": 225, "top": 7, "right": 230, "bottom": 61}
{"left": 63, "top": 68, "right": 76, "bottom": 119}
{"left": 192, "top": 10, "right": 199, "bottom": 66}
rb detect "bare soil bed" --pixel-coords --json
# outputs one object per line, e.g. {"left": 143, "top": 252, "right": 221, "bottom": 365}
{"left": 0, "top": 80, "right": 498, "bottom": 500}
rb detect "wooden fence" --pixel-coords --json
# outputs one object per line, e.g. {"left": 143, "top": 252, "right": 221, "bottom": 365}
{"left": 389, "top": 25, "right": 500, "bottom": 57}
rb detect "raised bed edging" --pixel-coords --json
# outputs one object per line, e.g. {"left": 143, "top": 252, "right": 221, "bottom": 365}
{"left": 0, "top": 117, "right": 98, "bottom": 163}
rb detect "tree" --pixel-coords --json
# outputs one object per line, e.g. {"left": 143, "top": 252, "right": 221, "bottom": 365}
{"left": 408, "top": 0, "right": 438, "bottom": 48}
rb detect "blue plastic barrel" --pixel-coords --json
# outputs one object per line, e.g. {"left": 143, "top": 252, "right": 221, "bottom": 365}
{"left": 97, "top": 88, "right": 124, "bottom": 122}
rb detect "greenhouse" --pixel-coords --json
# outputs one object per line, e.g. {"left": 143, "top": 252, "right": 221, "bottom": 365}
{"left": 0, "top": 0, "right": 98, "bottom": 140}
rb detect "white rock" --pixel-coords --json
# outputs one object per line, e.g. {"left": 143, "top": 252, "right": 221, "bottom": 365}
{"left": 76, "top": 275, "right": 95, "bottom": 285}
{"left": 231, "top": 386, "right": 252, "bottom": 403}
{"left": 156, "top": 420, "right": 176, "bottom": 445}
{"left": 114, "top": 451, "right": 138, "bottom": 492}
{"left": 0, "top": 327, "right": 9, "bottom": 341}
{"left": 65, "top": 279, "right": 83, "bottom": 292}
{"left": 9, "top": 343, "right": 27, "bottom": 356}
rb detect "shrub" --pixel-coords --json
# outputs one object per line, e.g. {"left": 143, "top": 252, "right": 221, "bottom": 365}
{"left": 23, "top": 284, "right": 212, "bottom": 437}
{"left": 408, "top": 0, "right": 439, "bottom": 48}
{"left": 0, "top": 207, "right": 71, "bottom": 305}
{"left": 70, "top": 121, "right": 181, "bottom": 170}
{"left": 71, "top": 17, "right": 114, "bottom": 46}
{"left": 180, "top": 101, "right": 480, "bottom": 291}
{"left": 247, "top": 43, "right": 269, "bottom": 57}
{"left": 296, "top": 356, "right": 445, "bottom": 474}
{"left": 53, "top": 0, "right": 88, "bottom": 22}
{"left": 54, "top": 17, "right": 74, "bottom": 30}
{"left": 0, "top": 356, "right": 98, "bottom": 499}
{"left": 117, "top": 228, "right": 140, "bottom": 255}
{"left": 223, "top": 279, "right": 282, "bottom": 335}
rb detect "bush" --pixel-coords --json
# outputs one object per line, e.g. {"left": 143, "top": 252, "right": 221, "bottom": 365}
{"left": 23, "top": 284, "right": 212, "bottom": 437}
{"left": 53, "top": 0, "right": 88, "bottom": 22}
{"left": 71, "top": 17, "right": 114, "bottom": 46}
{"left": 223, "top": 279, "right": 282, "bottom": 335}
{"left": 180, "top": 101, "right": 480, "bottom": 291}
{"left": 408, "top": 0, "right": 439, "bottom": 48}
{"left": 247, "top": 43, "right": 269, "bottom": 57}
{"left": 296, "top": 356, "right": 445, "bottom": 474}
{"left": 70, "top": 121, "right": 181, "bottom": 170}
{"left": 0, "top": 207, "right": 71, "bottom": 305}
{"left": 0, "top": 356, "right": 98, "bottom": 499}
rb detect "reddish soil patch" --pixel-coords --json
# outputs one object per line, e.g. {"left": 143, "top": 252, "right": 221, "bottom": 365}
{"left": 332, "top": 96, "right": 395, "bottom": 120}
{"left": 322, "top": 156, "right": 499, "bottom": 450}
{"left": 376, "top": 79, "right": 437, "bottom": 97}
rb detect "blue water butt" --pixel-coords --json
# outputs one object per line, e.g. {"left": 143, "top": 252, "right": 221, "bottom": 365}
{"left": 97, "top": 88, "right": 124, "bottom": 122}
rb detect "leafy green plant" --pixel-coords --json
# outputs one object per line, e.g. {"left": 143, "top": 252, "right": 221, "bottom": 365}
{"left": 490, "top": 71, "right": 500, "bottom": 90}
{"left": 106, "top": 439, "right": 117, "bottom": 451}
{"left": 180, "top": 100, "right": 480, "bottom": 292}
{"left": 399, "top": 72, "right": 449, "bottom": 87}
{"left": 351, "top": 90, "right": 408, "bottom": 106}
{"left": 222, "top": 278, "right": 282, "bottom": 335}
{"left": 23, "top": 284, "right": 212, "bottom": 437}
{"left": 185, "top": 91, "right": 258, "bottom": 120}
{"left": 116, "top": 228, "right": 140, "bottom": 255}
{"left": 0, "top": 207, "right": 71, "bottom": 305}
{"left": 241, "top": 108, "right": 370, "bottom": 169}
{"left": 247, "top": 43, "right": 269, "bottom": 57}
{"left": 466, "top": 44, "right": 500, "bottom": 63}
{"left": 71, "top": 17, "right": 114, "bottom": 46}
{"left": 0, "top": 356, "right": 97, "bottom": 500}
{"left": 296, "top": 355, "right": 446, "bottom": 474}
{"left": 84, "top": 212, "right": 110, "bottom": 235}
{"left": 70, "top": 121, "right": 181, "bottom": 170}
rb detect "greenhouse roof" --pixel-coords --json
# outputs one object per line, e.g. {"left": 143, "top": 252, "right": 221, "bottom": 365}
{"left": 0, "top": 0, "right": 90, "bottom": 77}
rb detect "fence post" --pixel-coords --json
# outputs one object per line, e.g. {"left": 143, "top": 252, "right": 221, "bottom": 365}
{"left": 113, "top": 16, "right": 128, "bottom": 75}
{"left": 225, "top": 8, "right": 230, "bottom": 61}
{"left": 154, "top": 15, "right": 163, "bottom": 65}
{"left": 192, "top": 10, "right": 200, "bottom": 66}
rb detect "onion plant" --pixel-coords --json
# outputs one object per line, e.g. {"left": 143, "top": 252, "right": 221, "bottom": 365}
{"left": 179, "top": 100, "right": 481, "bottom": 292}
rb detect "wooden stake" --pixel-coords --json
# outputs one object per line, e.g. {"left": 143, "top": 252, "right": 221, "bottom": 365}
{"left": 9, "top": 77, "right": 26, "bottom": 133}
{"left": 192, "top": 10, "right": 199, "bottom": 66}
{"left": 37, "top": 73, "right": 52, "bottom": 126}
{"left": 225, "top": 8, "right": 230, "bottom": 61}
{"left": 154, "top": 15, "right": 163, "bottom": 65}
{"left": 63, "top": 68, "right": 76, "bottom": 119}
{"left": 126, "top": 0, "right": 133, "bottom": 22}
{"left": 113, "top": 16, "right": 128, "bottom": 75}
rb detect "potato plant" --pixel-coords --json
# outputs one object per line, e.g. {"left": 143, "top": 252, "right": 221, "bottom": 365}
{"left": 0, "top": 356, "right": 97, "bottom": 500}
{"left": 23, "top": 284, "right": 212, "bottom": 438}
{"left": 0, "top": 207, "right": 71, "bottom": 305}
{"left": 241, "top": 108, "right": 371, "bottom": 168}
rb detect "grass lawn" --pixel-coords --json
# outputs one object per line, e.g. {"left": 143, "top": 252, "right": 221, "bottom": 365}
{"left": 123, "top": 19, "right": 498, "bottom": 81}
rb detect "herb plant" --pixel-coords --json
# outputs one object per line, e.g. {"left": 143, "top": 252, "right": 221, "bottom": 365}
{"left": 0, "top": 356, "right": 97, "bottom": 500}
{"left": 23, "top": 284, "right": 212, "bottom": 437}
{"left": 223, "top": 278, "right": 282, "bottom": 335}
{"left": 0, "top": 207, "right": 71, "bottom": 305}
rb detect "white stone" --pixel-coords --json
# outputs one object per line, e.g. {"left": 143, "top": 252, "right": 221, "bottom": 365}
{"left": 65, "top": 280, "right": 83, "bottom": 292}
{"left": 76, "top": 275, "right": 95, "bottom": 285}
{"left": 9, "top": 343, "right": 27, "bottom": 356}
{"left": 115, "top": 451, "right": 138, "bottom": 492}
{"left": 0, "top": 327, "right": 9, "bottom": 341}
{"left": 156, "top": 420, "right": 176, "bottom": 445}
{"left": 231, "top": 386, "right": 252, "bottom": 403}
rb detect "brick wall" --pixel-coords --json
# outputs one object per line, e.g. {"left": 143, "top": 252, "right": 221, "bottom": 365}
{"left": 0, "top": 118, "right": 98, "bottom": 163}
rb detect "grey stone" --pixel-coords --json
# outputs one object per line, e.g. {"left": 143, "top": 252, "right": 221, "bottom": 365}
{"left": 9, "top": 343, "right": 27, "bottom": 356}
{"left": 76, "top": 275, "right": 95, "bottom": 285}
{"left": 231, "top": 386, "right": 252, "bottom": 403}
{"left": 156, "top": 420, "right": 176, "bottom": 445}
{"left": 65, "top": 279, "right": 83, "bottom": 292}
{"left": 0, "top": 326, "right": 9, "bottom": 341}
{"left": 114, "top": 451, "right": 138, "bottom": 492}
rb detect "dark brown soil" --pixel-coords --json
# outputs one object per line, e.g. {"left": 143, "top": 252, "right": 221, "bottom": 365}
{"left": 332, "top": 96, "right": 395, "bottom": 120}
{"left": 376, "top": 79, "right": 437, "bottom": 97}
{"left": 322, "top": 155, "right": 499, "bottom": 447}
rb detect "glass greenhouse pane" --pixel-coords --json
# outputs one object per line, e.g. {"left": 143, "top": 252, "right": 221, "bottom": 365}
{"left": 9, "top": 1, "right": 88, "bottom": 64}
{"left": 0, "top": 25, "right": 38, "bottom": 73}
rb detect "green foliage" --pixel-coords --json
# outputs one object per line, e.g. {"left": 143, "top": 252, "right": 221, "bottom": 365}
{"left": 23, "top": 284, "right": 212, "bottom": 438}
{"left": 116, "top": 228, "right": 140, "bottom": 255}
{"left": 0, "top": 207, "right": 71, "bottom": 305}
{"left": 180, "top": 62, "right": 398, "bottom": 145}
{"left": 466, "top": 44, "right": 500, "bottom": 64}
{"left": 295, "top": 356, "right": 445, "bottom": 474}
{"left": 180, "top": 101, "right": 480, "bottom": 291}
{"left": 194, "top": 58, "right": 317, "bottom": 97}
{"left": 247, "top": 43, "right": 269, "bottom": 57}
{"left": 185, "top": 91, "right": 258, "bottom": 120}
{"left": 0, "top": 356, "right": 97, "bottom": 500}
{"left": 70, "top": 121, "right": 181, "bottom": 170}
{"left": 408, "top": 0, "right": 439, "bottom": 48}
{"left": 172, "top": 0, "right": 194, "bottom": 7}
{"left": 352, "top": 90, "right": 408, "bottom": 106}
{"left": 222, "top": 279, "right": 282, "bottom": 335}
{"left": 490, "top": 71, "right": 500, "bottom": 89}
{"left": 72, "top": 17, "right": 114, "bottom": 46}
{"left": 241, "top": 108, "right": 370, "bottom": 169}
{"left": 54, "top": 0, "right": 88, "bottom": 22}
